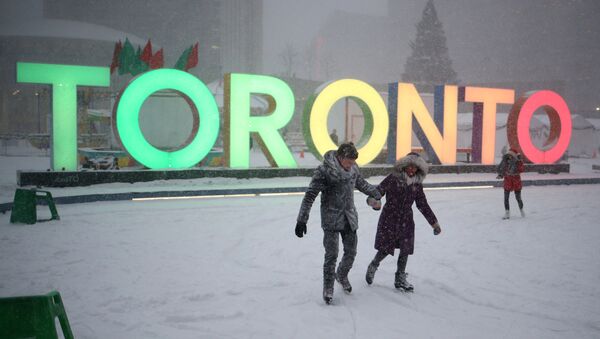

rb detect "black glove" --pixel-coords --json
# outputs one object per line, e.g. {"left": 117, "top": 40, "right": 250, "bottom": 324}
{"left": 295, "top": 221, "right": 307, "bottom": 238}
{"left": 432, "top": 222, "right": 442, "bottom": 235}
{"left": 496, "top": 174, "right": 503, "bottom": 179}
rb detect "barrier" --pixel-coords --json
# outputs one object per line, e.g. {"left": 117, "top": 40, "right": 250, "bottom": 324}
{"left": 0, "top": 290, "right": 74, "bottom": 339}
{"left": 15, "top": 163, "right": 570, "bottom": 188}
{"left": 10, "top": 188, "right": 60, "bottom": 224}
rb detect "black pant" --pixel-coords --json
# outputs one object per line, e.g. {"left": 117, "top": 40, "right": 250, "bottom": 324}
{"left": 371, "top": 250, "right": 408, "bottom": 273}
{"left": 323, "top": 222, "right": 357, "bottom": 289}
{"left": 504, "top": 190, "right": 524, "bottom": 210}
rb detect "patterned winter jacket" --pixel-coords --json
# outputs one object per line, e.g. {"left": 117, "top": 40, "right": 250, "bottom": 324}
{"left": 297, "top": 150, "right": 381, "bottom": 231}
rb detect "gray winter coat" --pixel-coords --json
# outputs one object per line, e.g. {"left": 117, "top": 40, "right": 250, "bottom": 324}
{"left": 297, "top": 150, "right": 381, "bottom": 231}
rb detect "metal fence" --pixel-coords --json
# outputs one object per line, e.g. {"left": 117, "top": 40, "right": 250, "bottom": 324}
{"left": 0, "top": 134, "right": 110, "bottom": 156}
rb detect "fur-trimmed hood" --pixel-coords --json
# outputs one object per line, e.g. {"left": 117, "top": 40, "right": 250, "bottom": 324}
{"left": 506, "top": 149, "right": 519, "bottom": 158}
{"left": 498, "top": 149, "right": 522, "bottom": 176}
{"left": 392, "top": 153, "right": 429, "bottom": 184}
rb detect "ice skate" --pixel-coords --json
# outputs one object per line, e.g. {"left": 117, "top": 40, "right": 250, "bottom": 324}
{"left": 365, "top": 262, "right": 378, "bottom": 285}
{"left": 520, "top": 209, "right": 525, "bottom": 217}
{"left": 335, "top": 271, "right": 352, "bottom": 294}
{"left": 394, "top": 272, "right": 414, "bottom": 292}
{"left": 502, "top": 210, "right": 510, "bottom": 220}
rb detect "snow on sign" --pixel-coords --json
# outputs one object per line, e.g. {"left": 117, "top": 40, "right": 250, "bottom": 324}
{"left": 16, "top": 62, "right": 572, "bottom": 171}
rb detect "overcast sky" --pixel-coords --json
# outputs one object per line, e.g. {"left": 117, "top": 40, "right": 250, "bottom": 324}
{"left": 263, "top": 0, "right": 600, "bottom": 79}
{"left": 263, "top": 0, "right": 387, "bottom": 74}
{"left": 261, "top": 0, "right": 600, "bottom": 113}
{"left": 2, "top": 0, "right": 599, "bottom": 112}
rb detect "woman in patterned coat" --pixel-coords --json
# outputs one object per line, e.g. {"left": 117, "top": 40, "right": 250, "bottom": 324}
{"left": 365, "top": 152, "right": 441, "bottom": 291}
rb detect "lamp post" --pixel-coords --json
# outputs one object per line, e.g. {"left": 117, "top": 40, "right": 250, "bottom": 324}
{"left": 344, "top": 97, "right": 349, "bottom": 142}
{"left": 35, "top": 88, "right": 40, "bottom": 133}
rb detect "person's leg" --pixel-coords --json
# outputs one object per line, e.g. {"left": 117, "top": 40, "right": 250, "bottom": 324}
{"left": 396, "top": 254, "right": 408, "bottom": 273}
{"left": 366, "top": 250, "right": 387, "bottom": 284}
{"left": 337, "top": 224, "right": 358, "bottom": 277}
{"left": 373, "top": 251, "right": 388, "bottom": 265}
{"left": 322, "top": 230, "right": 339, "bottom": 302}
{"left": 395, "top": 254, "right": 413, "bottom": 291}
{"left": 503, "top": 190, "right": 511, "bottom": 219}
{"left": 515, "top": 190, "right": 525, "bottom": 216}
{"left": 336, "top": 223, "right": 358, "bottom": 292}
{"left": 515, "top": 190, "right": 524, "bottom": 209}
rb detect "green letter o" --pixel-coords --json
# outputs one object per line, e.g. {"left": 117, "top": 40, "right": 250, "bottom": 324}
{"left": 114, "top": 69, "right": 220, "bottom": 169}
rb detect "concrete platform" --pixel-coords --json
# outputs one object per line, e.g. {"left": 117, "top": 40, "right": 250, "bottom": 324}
{"left": 3, "top": 163, "right": 600, "bottom": 214}
{"left": 17, "top": 163, "right": 570, "bottom": 188}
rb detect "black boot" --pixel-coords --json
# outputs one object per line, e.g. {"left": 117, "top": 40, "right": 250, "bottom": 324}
{"left": 394, "top": 272, "right": 414, "bottom": 292}
{"left": 365, "top": 262, "right": 378, "bottom": 285}
{"left": 323, "top": 276, "right": 335, "bottom": 304}
{"left": 335, "top": 270, "right": 352, "bottom": 293}
{"left": 323, "top": 286, "right": 333, "bottom": 304}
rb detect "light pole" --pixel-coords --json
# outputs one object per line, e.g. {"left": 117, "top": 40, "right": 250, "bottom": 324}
{"left": 344, "top": 97, "right": 349, "bottom": 142}
{"left": 35, "top": 88, "right": 40, "bottom": 133}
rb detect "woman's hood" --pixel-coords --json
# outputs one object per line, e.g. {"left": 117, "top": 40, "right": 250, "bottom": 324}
{"left": 392, "top": 153, "right": 428, "bottom": 184}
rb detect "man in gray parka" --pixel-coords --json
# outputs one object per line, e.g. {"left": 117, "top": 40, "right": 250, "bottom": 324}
{"left": 295, "top": 142, "right": 382, "bottom": 304}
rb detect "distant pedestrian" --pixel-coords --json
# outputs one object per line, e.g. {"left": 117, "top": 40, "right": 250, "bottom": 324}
{"left": 496, "top": 148, "right": 525, "bottom": 219}
{"left": 365, "top": 152, "right": 442, "bottom": 291}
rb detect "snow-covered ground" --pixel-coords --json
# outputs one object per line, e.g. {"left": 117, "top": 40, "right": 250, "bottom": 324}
{"left": 1, "top": 153, "right": 600, "bottom": 338}
{"left": 1, "top": 183, "right": 600, "bottom": 338}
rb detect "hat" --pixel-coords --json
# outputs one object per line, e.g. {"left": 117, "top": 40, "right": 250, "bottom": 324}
{"left": 337, "top": 142, "right": 359, "bottom": 159}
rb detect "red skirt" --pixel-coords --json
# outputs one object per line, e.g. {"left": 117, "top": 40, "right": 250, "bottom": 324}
{"left": 503, "top": 175, "right": 522, "bottom": 191}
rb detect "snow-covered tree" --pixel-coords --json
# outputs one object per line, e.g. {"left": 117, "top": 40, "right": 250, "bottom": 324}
{"left": 402, "top": 0, "right": 457, "bottom": 88}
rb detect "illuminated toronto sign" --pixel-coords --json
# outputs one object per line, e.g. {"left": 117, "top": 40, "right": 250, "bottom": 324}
{"left": 16, "top": 62, "right": 572, "bottom": 170}
{"left": 17, "top": 63, "right": 110, "bottom": 170}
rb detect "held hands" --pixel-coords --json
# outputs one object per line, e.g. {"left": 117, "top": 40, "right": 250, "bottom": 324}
{"left": 295, "top": 221, "right": 307, "bottom": 238}
{"left": 432, "top": 222, "right": 442, "bottom": 235}
{"left": 366, "top": 197, "right": 382, "bottom": 210}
